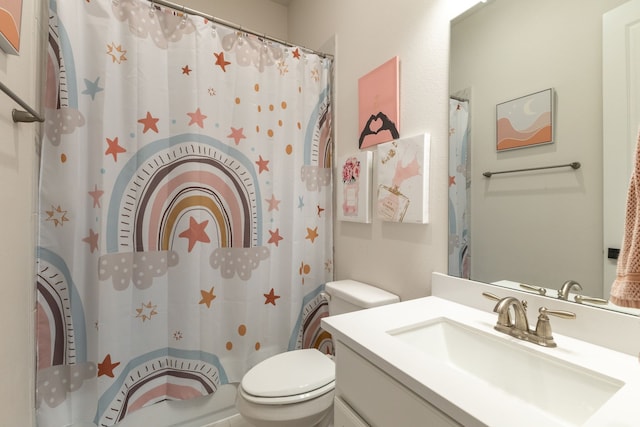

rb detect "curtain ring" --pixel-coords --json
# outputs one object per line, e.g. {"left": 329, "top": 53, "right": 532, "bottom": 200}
{"left": 180, "top": 6, "right": 188, "bottom": 28}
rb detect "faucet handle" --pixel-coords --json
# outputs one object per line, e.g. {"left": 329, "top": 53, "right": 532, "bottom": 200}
{"left": 519, "top": 283, "right": 547, "bottom": 295}
{"left": 574, "top": 295, "right": 608, "bottom": 305}
{"left": 482, "top": 292, "right": 527, "bottom": 310}
{"left": 482, "top": 292, "right": 501, "bottom": 302}
{"left": 533, "top": 307, "right": 576, "bottom": 347}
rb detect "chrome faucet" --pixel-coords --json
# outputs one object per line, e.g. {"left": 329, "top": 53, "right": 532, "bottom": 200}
{"left": 482, "top": 292, "right": 576, "bottom": 348}
{"left": 557, "top": 280, "right": 582, "bottom": 300}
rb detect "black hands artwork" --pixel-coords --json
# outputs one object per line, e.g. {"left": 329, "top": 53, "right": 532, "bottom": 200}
{"left": 358, "top": 112, "right": 399, "bottom": 148}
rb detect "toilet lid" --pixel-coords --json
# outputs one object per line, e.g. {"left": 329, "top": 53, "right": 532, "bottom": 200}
{"left": 241, "top": 349, "right": 335, "bottom": 399}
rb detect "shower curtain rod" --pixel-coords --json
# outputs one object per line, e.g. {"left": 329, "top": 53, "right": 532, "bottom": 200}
{"left": 148, "top": 0, "right": 333, "bottom": 59}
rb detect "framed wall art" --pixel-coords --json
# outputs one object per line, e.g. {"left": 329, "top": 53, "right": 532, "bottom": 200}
{"left": 496, "top": 88, "right": 554, "bottom": 151}
{"left": 0, "top": 0, "right": 22, "bottom": 55}
{"left": 358, "top": 56, "right": 400, "bottom": 149}
{"left": 337, "top": 151, "right": 373, "bottom": 223}
{"left": 376, "top": 133, "right": 430, "bottom": 224}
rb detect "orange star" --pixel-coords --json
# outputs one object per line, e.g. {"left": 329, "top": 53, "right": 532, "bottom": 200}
{"left": 46, "top": 205, "right": 69, "bottom": 227}
{"left": 264, "top": 288, "right": 280, "bottom": 305}
{"left": 227, "top": 127, "right": 246, "bottom": 145}
{"left": 182, "top": 65, "right": 192, "bottom": 75}
{"left": 135, "top": 301, "right": 158, "bottom": 322}
{"left": 199, "top": 286, "right": 216, "bottom": 308}
{"left": 187, "top": 108, "right": 207, "bottom": 128}
{"left": 449, "top": 175, "right": 456, "bottom": 187}
{"left": 214, "top": 51, "right": 231, "bottom": 71}
{"left": 268, "top": 228, "right": 283, "bottom": 247}
{"left": 255, "top": 155, "right": 269, "bottom": 173}
{"left": 106, "top": 43, "right": 127, "bottom": 64}
{"left": 266, "top": 194, "right": 280, "bottom": 211}
{"left": 138, "top": 112, "right": 159, "bottom": 134}
{"left": 98, "top": 354, "right": 120, "bottom": 378}
{"left": 105, "top": 137, "right": 126, "bottom": 161}
{"left": 82, "top": 228, "right": 99, "bottom": 253}
{"left": 305, "top": 227, "right": 319, "bottom": 243}
{"left": 88, "top": 185, "right": 104, "bottom": 208}
{"left": 179, "top": 217, "right": 210, "bottom": 252}
{"left": 292, "top": 48, "right": 301, "bottom": 59}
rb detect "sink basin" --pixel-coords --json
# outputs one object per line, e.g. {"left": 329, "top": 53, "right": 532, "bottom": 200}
{"left": 387, "top": 317, "right": 624, "bottom": 425}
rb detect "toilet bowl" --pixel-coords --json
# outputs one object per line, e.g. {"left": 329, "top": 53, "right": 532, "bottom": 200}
{"left": 235, "top": 349, "right": 335, "bottom": 427}
{"left": 235, "top": 280, "right": 399, "bottom": 427}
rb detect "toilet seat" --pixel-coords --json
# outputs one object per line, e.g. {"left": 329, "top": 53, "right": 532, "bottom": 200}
{"left": 240, "top": 349, "right": 335, "bottom": 405}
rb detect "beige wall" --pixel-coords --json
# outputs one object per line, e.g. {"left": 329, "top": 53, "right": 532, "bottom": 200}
{"left": 0, "top": 0, "right": 44, "bottom": 424}
{"left": 288, "top": 0, "right": 452, "bottom": 301}
{"left": 184, "top": 0, "right": 289, "bottom": 41}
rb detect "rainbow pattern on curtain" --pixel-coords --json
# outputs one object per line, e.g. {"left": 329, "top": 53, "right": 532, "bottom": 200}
{"left": 35, "top": 1, "right": 333, "bottom": 425}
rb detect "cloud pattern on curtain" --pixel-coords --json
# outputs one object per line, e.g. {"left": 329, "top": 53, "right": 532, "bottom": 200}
{"left": 36, "top": 1, "right": 333, "bottom": 426}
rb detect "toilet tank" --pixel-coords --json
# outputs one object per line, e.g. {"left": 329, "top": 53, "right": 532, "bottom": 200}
{"left": 325, "top": 280, "right": 399, "bottom": 316}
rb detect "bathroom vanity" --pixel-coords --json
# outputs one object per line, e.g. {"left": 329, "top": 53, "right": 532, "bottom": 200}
{"left": 322, "top": 273, "right": 640, "bottom": 427}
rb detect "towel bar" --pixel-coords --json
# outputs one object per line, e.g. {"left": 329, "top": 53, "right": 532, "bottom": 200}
{"left": 0, "top": 80, "right": 44, "bottom": 123}
{"left": 483, "top": 161, "right": 581, "bottom": 178}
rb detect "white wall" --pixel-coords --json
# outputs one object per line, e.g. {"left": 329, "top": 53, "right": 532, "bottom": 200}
{"left": 288, "top": 0, "right": 452, "bottom": 301}
{"left": 0, "top": 0, "right": 44, "bottom": 425}
{"left": 450, "top": 0, "right": 627, "bottom": 298}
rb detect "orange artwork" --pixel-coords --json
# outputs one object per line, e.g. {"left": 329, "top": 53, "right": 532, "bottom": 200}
{"left": 0, "top": 0, "right": 21, "bottom": 55}
{"left": 358, "top": 56, "right": 400, "bottom": 149}
{"left": 496, "top": 88, "right": 554, "bottom": 151}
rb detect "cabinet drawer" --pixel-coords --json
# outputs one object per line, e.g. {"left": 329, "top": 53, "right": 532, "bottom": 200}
{"left": 335, "top": 342, "right": 461, "bottom": 427}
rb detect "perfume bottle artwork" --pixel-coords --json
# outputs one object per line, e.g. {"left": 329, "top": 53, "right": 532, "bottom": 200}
{"left": 338, "top": 152, "right": 372, "bottom": 223}
{"left": 377, "top": 183, "right": 410, "bottom": 222}
{"left": 376, "top": 134, "right": 430, "bottom": 223}
{"left": 342, "top": 156, "right": 361, "bottom": 216}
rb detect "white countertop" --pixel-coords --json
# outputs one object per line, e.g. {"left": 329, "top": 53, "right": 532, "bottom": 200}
{"left": 322, "top": 295, "right": 640, "bottom": 427}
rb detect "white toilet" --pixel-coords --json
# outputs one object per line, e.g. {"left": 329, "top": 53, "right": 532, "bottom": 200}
{"left": 235, "top": 280, "right": 399, "bottom": 427}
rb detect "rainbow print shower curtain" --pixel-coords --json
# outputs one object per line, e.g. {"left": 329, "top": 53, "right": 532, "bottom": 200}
{"left": 35, "top": 1, "right": 333, "bottom": 425}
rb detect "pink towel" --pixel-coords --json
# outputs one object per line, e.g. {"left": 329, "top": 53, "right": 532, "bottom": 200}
{"left": 611, "top": 133, "right": 640, "bottom": 308}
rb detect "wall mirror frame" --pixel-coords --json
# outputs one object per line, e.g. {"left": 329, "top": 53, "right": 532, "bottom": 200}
{"left": 448, "top": 0, "right": 640, "bottom": 316}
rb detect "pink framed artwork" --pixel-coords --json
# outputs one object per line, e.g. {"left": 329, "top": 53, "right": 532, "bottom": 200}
{"left": 496, "top": 88, "right": 554, "bottom": 151}
{"left": 0, "top": 0, "right": 22, "bottom": 55}
{"left": 358, "top": 56, "right": 400, "bottom": 149}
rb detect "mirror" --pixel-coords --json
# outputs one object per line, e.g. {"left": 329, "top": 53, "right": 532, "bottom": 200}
{"left": 448, "top": 0, "right": 640, "bottom": 315}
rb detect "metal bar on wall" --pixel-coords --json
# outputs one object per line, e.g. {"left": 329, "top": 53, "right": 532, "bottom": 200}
{"left": 0, "top": 80, "right": 44, "bottom": 123}
{"left": 149, "top": 0, "right": 333, "bottom": 59}
{"left": 482, "top": 161, "right": 581, "bottom": 178}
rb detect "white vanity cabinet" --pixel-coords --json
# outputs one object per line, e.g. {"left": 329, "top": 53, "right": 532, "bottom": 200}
{"left": 333, "top": 341, "right": 461, "bottom": 427}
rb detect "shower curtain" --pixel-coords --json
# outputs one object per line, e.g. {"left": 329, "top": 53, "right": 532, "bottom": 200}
{"left": 36, "top": 1, "right": 333, "bottom": 426}
{"left": 448, "top": 98, "right": 470, "bottom": 278}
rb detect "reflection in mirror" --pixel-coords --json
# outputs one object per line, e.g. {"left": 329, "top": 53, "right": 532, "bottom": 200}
{"left": 448, "top": 0, "right": 639, "bottom": 315}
